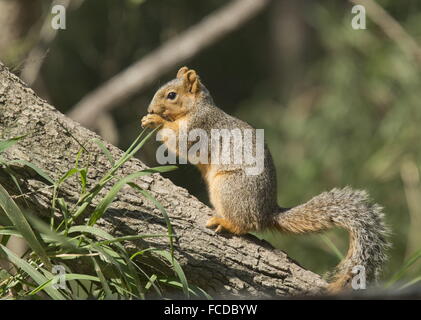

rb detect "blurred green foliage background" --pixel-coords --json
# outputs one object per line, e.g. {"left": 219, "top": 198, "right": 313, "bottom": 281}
{"left": 2, "top": 0, "right": 421, "bottom": 284}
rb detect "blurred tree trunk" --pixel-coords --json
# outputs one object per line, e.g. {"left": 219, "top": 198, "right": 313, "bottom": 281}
{"left": 0, "top": 62, "right": 327, "bottom": 297}
{"left": 269, "top": 0, "right": 308, "bottom": 97}
{"left": 0, "top": 0, "right": 43, "bottom": 274}
{"left": 0, "top": 0, "right": 42, "bottom": 65}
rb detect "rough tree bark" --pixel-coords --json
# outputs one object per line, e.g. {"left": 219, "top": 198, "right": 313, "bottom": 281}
{"left": 0, "top": 62, "right": 326, "bottom": 298}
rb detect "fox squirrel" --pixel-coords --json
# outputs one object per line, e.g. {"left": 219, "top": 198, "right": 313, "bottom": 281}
{"left": 141, "top": 66, "right": 390, "bottom": 293}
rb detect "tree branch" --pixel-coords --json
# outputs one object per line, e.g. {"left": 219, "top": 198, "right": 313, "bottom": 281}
{"left": 350, "top": 0, "right": 421, "bottom": 64}
{"left": 67, "top": 0, "right": 271, "bottom": 128}
{"left": 0, "top": 62, "right": 326, "bottom": 297}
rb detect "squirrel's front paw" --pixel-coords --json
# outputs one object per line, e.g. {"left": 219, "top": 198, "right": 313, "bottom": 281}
{"left": 141, "top": 114, "right": 165, "bottom": 128}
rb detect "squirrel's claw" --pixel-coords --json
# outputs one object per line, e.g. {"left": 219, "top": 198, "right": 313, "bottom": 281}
{"left": 206, "top": 216, "right": 225, "bottom": 233}
{"left": 206, "top": 216, "right": 219, "bottom": 228}
{"left": 214, "top": 225, "right": 224, "bottom": 233}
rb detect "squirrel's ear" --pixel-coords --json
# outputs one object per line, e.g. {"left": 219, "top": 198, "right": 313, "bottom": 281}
{"left": 177, "top": 66, "right": 189, "bottom": 79}
{"left": 183, "top": 69, "right": 201, "bottom": 94}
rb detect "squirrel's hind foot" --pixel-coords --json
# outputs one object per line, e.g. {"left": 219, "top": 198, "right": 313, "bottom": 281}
{"left": 206, "top": 216, "right": 248, "bottom": 235}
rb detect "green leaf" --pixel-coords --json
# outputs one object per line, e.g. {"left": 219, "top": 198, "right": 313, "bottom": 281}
{"left": 158, "top": 279, "right": 202, "bottom": 297}
{"left": 88, "top": 243, "right": 139, "bottom": 298}
{"left": 387, "top": 248, "right": 421, "bottom": 287}
{"left": 7, "top": 160, "right": 54, "bottom": 184}
{"left": 0, "top": 228, "right": 22, "bottom": 238}
{"left": 122, "top": 129, "right": 147, "bottom": 158}
{"left": 0, "top": 234, "right": 10, "bottom": 246}
{"left": 320, "top": 234, "right": 343, "bottom": 261}
{"left": 57, "top": 168, "right": 80, "bottom": 185}
{"left": 129, "top": 248, "right": 156, "bottom": 260}
{"left": 110, "top": 128, "right": 157, "bottom": 176}
{"left": 0, "top": 161, "right": 26, "bottom": 203}
{"left": 92, "top": 139, "right": 115, "bottom": 166}
{"left": 145, "top": 274, "right": 158, "bottom": 291}
{"left": 52, "top": 168, "right": 81, "bottom": 228}
{"left": 399, "top": 276, "right": 421, "bottom": 290}
{"left": 0, "top": 136, "right": 26, "bottom": 153}
{"left": 155, "top": 250, "right": 190, "bottom": 298}
{"left": 56, "top": 198, "right": 70, "bottom": 230}
{"left": 91, "top": 257, "right": 113, "bottom": 299}
{"left": 68, "top": 225, "right": 124, "bottom": 249}
{"left": 0, "top": 208, "right": 11, "bottom": 226}
{"left": 130, "top": 185, "right": 175, "bottom": 255}
{"left": 0, "top": 184, "right": 51, "bottom": 268}
{"left": 29, "top": 273, "right": 100, "bottom": 296}
{"left": 88, "top": 166, "right": 177, "bottom": 226}
{"left": 86, "top": 234, "right": 171, "bottom": 247}
{"left": 67, "top": 225, "right": 144, "bottom": 298}
{"left": 192, "top": 285, "right": 213, "bottom": 300}
{"left": 26, "top": 213, "right": 77, "bottom": 249}
{"left": 158, "top": 279, "right": 212, "bottom": 299}
{"left": 79, "top": 168, "right": 88, "bottom": 194}
{"left": 0, "top": 245, "right": 64, "bottom": 300}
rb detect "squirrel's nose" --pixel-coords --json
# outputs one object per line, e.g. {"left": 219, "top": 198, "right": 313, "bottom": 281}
{"left": 148, "top": 104, "right": 162, "bottom": 114}
{"left": 147, "top": 105, "right": 154, "bottom": 114}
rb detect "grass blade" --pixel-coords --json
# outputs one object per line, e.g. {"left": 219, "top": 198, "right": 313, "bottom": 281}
{"left": 92, "top": 139, "right": 115, "bottom": 166}
{"left": 68, "top": 225, "right": 124, "bottom": 249}
{"left": 26, "top": 213, "right": 77, "bottom": 249}
{"left": 320, "top": 234, "right": 343, "bottom": 261}
{"left": 0, "top": 136, "right": 26, "bottom": 153}
{"left": 130, "top": 185, "right": 175, "bottom": 255}
{"left": 88, "top": 166, "right": 177, "bottom": 226}
{"left": 0, "top": 228, "right": 22, "bottom": 238}
{"left": 399, "top": 276, "right": 421, "bottom": 290}
{"left": 0, "top": 245, "right": 65, "bottom": 300}
{"left": 7, "top": 160, "right": 54, "bottom": 184}
{"left": 155, "top": 250, "right": 189, "bottom": 298}
{"left": 91, "top": 256, "right": 113, "bottom": 299}
{"left": 85, "top": 234, "right": 171, "bottom": 248}
{"left": 29, "top": 273, "right": 100, "bottom": 296}
{"left": 0, "top": 184, "right": 51, "bottom": 268}
{"left": 386, "top": 248, "right": 421, "bottom": 287}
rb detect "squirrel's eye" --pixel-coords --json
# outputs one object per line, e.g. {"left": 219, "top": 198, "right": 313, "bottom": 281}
{"left": 167, "top": 92, "right": 177, "bottom": 100}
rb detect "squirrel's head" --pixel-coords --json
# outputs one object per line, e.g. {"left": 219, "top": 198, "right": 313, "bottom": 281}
{"left": 147, "top": 66, "right": 208, "bottom": 121}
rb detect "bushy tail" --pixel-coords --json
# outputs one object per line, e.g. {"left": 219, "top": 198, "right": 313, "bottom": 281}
{"left": 273, "top": 187, "right": 390, "bottom": 292}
